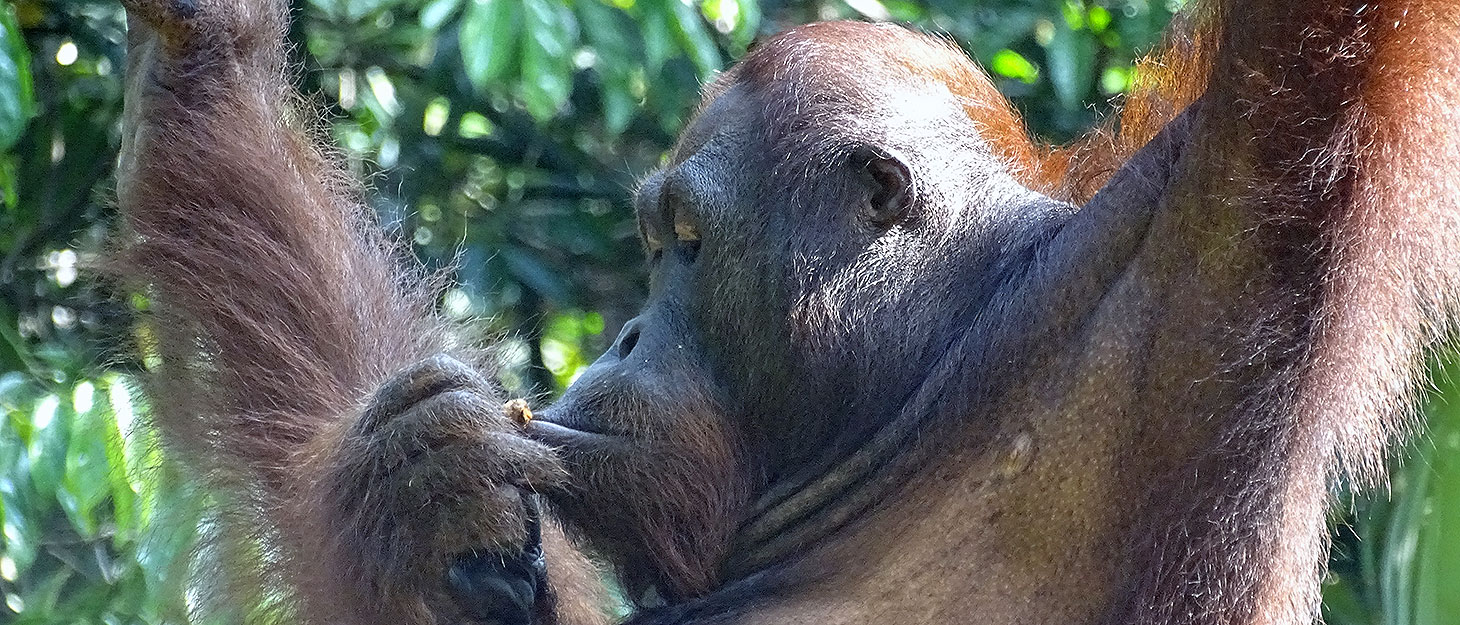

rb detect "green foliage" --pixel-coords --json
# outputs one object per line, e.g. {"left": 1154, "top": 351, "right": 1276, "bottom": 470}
{"left": 0, "top": 373, "right": 200, "bottom": 623}
{"left": 0, "top": 0, "right": 1453, "bottom": 623}
{"left": 0, "top": 4, "right": 35, "bottom": 153}
{"left": 0, "top": 4, "right": 34, "bottom": 227}
{"left": 1325, "top": 359, "right": 1460, "bottom": 625}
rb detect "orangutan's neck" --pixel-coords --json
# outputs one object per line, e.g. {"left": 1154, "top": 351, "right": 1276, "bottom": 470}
{"left": 723, "top": 427, "right": 1133, "bottom": 625}
{"left": 709, "top": 368, "right": 1328, "bottom": 625}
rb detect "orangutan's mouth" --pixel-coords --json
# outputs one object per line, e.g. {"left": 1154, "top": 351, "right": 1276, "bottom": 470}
{"left": 525, "top": 409, "right": 631, "bottom": 451}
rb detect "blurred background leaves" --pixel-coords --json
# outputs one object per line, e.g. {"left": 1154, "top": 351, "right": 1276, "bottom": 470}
{"left": 0, "top": 0, "right": 1453, "bottom": 622}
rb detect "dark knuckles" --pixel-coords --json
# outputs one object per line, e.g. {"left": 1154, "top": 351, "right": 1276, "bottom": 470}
{"left": 446, "top": 495, "right": 549, "bottom": 625}
{"left": 351, "top": 353, "right": 553, "bottom": 623}
{"left": 357, "top": 354, "right": 494, "bottom": 435}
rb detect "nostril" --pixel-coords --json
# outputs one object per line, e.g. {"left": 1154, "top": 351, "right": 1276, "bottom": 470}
{"left": 617, "top": 325, "right": 641, "bottom": 359}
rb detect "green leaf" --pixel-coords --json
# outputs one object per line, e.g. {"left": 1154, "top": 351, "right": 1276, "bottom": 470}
{"left": 0, "top": 4, "right": 34, "bottom": 152}
{"left": 541, "top": 311, "right": 601, "bottom": 389}
{"left": 1382, "top": 442, "right": 1429, "bottom": 625}
{"left": 27, "top": 394, "right": 66, "bottom": 500}
{"left": 578, "top": 1, "right": 640, "bottom": 133}
{"left": 1, "top": 154, "right": 17, "bottom": 209}
{"left": 1100, "top": 65, "right": 1131, "bottom": 95}
{"left": 60, "top": 382, "right": 110, "bottom": 540}
{"left": 0, "top": 405, "right": 40, "bottom": 574}
{"left": 307, "top": 0, "right": 400, "bottom": 22}
{"left": 0, "top": 302, "right": 38, "bottom": 375}
{"left": 668, "top": 0, "right": 720, "bottom": 79}
{"left": 1414, "top": 366, "right": 1460, "bottom": 625}
{"left": 1060, "top": 0, "right": 1086, "bottom": 31}
{"left": 600, "top": 76, "right": 638, "bottom": 134}
{"left": 730, "top": 0, "right": 762, "bottom": 51}
{"left": 580, "top": 0, "right": 635, "bottom": 58}
{"left": 991, "top": 49, "right": 1039, "bottom": 84}
{"left": 964, "top": 9, "right": 1040, "bottom": 60}
{"left": 421, "top": 0, "right": 464, "bottom": 29}
{"left": 100, "top": 380, "right": 137, "bottom": 545}
{"left": 133, "top": 470, "right": 199, "bottom": 596}
{"left": 520, "top": 0, "right": 578, "bottom": 122}
{"left": 1322, "top": 576, "right": 1370, "bottom": 625}
{"left": 637, "top": 0, "right": 676, "bottom": 75}
{"left": 460, "top": 0, "right": 523, "bottom": 93}
{"left": 502, "top": 245, "right": 572, "bottom": 302}
{"left": 1088, "top": 5, "right": 1112, "bottom": 33}
{"left": 1042, "top": 20, "right": 1098, "bottom": 112}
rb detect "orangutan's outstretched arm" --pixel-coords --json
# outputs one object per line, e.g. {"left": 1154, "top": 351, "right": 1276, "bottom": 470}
{"left": 114, "top": 1, "right": 607, "bottom": 622}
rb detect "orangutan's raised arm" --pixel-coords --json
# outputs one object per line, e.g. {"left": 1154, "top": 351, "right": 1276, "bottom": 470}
{"left": 114, "top": 1, "right": 606, "bottom": 623}
{"left": 1038, "top": 1, "right": 1460, "bottom": 621}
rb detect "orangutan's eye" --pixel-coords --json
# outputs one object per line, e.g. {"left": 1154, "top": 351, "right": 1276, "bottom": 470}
{"left": 674, "top": 221, "right": 701, "bottom": 262}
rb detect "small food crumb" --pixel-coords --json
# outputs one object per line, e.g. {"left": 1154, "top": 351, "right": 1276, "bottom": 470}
{"left": 504, "top": 398, "right": 533, "bottom": 427}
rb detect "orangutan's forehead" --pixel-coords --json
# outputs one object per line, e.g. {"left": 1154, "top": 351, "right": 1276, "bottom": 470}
{"left": 688, "top": 22, "right": 1016, "bottom": 139}
{"left": 690, "top": 22, "right": 1043, "bottom": 192}
{"left": 672, "top": 85, "right": 755, "bottom": 165}
{"left": 729, "top": 22, "right": 982, "bottom": 97}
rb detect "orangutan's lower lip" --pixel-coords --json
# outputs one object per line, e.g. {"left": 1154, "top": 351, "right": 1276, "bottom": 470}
{"left": 524, "top": 419, "right": 630, "bottom": 451}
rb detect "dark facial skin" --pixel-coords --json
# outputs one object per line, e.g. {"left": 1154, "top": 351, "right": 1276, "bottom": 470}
{"left": 527, "top": 71, "right": 1074, "bottom": 602}
{"left": 524, "top": 90, "right": 760, "bottom": 600}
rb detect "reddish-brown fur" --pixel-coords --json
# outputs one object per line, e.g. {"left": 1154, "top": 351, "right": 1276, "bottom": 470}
{"left": 112, "top": 0, "right": 1460, "bottom": 623}
{"left": 113, "top": 1, "right": 606, "bottom": 622}
{"left": 702, "top": 8, "right": 1457, "bottom": 623}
